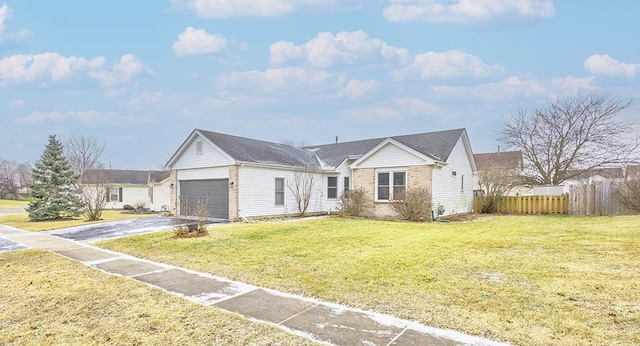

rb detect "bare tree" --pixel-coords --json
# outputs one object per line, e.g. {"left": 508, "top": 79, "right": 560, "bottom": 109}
{"left": 287, "top": 169, "right": 317, "bottom": 216}
{"left": 499, "top": 92, "right": 639, "bottom": 185}
{"left": 0, "top": 159, "right": 19, "bottom": 199}
{"left": 614, "top": 178, "right": 640, "bottom": 213}
{"left": 17, "top": 162, "right": 33, "bottom": 189}
{"left": 79, "top": 172, "right": 108, "bottom": 221}
{"left": 280, "top": 138, "right": 309, "bottom": 148}
{"left": 65, "top": 135, "right": 106, "bottom": 175}
{"left": 476, "top": 167, "right": 522, "bottom": 196}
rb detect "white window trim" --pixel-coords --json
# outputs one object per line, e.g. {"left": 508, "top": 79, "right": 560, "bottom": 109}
{"left": 275, "top": 177, "right": 285, "bottom": 206}
{"left": 375, "top": 169, "right": 407, "bottom": 202}
{"left": 327, "top": 176, "right": 339, "bottom": 200}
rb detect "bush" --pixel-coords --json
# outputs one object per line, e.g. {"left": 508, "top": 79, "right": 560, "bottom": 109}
{"left": 390, "top": 187, "right": 432, "bottom": 221}
{"left": 123, "top": 204, "right": 135, "bottom": 211}
{"left": 174, "top": 222, "right": 208, "bottom": 238}
{"left": 615, "top": 178, "right": 640, "bottom": 213}
{"left": 338, "top": 187, "right": 371, "bottom": 217}
{"left": 479, "top": 195, "right": 503, "bottom": 214}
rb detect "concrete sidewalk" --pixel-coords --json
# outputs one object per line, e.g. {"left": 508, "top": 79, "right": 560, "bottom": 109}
{"left": 0, "top": 225, "right": 508, "bottom": 346}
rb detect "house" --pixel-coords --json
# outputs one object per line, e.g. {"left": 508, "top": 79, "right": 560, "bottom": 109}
{"left": 473, "top": 151, "right": 524, "bottom": 196}
{"left": 80, "top": 169, "right": 171, "bottom": 211}
{"left": 165, "top": 128, "right": 477, "bottom": 220}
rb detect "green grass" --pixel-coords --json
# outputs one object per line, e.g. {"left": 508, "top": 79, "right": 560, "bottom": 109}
{"left": 97, "top": 215, "right": 640, "bottom": 346}
{"left": 0, "top": 210, "right": 154, "bottom": 232}
{"left": 0, "top": 250, "right": 318, "bottom": 345}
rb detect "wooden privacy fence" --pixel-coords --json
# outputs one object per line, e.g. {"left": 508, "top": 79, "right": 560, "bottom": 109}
{"left": 473, "top": 195, "right": 568, "bottom": 215}
{"left": 567, "top": 181, "right": 635, "bottom": 215}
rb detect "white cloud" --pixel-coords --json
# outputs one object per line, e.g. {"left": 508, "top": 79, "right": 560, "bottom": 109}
{"left": 88, "top": 54, "right": 153, "bottom": 88}
{"left": 432, "top": 75, "right": 595, "bottom": 101}
{"left": 383, "top": 0, "right": 554, "bottom": 23}
{"left": 15, "top": 110, "right": 118, "bottom": 125}
{"left": 0, "top": 3, "right": 32, "bottom": 44}
{"left": 392, "top": 50, "right": 505, "bottom": 80}
{"left": 9, "top": 99, "right": 24, "bottom": 108}
{"left": 172, "top": 0, "right": 367, "bottom": 18}
{"left": 340, "top": 79, "right": 380, "bottom": 100}
{"left": 270, "top": 30, "right": 410, "bottom": 68}
{"left": 217, "top": 67, "right": 347, "bottom": 95}
{"left": 393, "top": 97, "right": 438, "bottom": 115}
{"left": 0, "top": 53, "right": 105, "bottom": 84}
{"left": 584, "top": 54, "right": 640, "bottom": 78}
{"left": 173, "top": 27, "right": 227, "bottom": 57}
{"left": 341, "top": 105, "right": 399, "bottom": 122}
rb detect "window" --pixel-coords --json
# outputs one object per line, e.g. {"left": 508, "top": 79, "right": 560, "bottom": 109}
{"left": 327, "top": 176, "right": 338, "bottom": 199}
{"left": 108, "top": 187, "right": 121, "bottom": 202}
{"left": 344, "top": 177, "right": 350, "bottom": 192}
{"left": 275, "top": 178, "right": 285, "bottom": 205}
{"left": 461, "top": 175, "right": 465, "bottom": 191}
{"left": 196, "top": 140, "right": 203, "bottom": 155}
{"left": 377, "top": 170, "right": 406, "bottom": 201}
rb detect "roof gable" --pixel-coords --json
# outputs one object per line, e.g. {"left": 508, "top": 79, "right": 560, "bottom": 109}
{"left": 351, "top": 139, "right": 434, "bottom": 169}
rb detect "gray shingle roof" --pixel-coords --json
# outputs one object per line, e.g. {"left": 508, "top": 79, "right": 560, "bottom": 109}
{"left": 193, "top": 128, "right": 466, "bottom": 170}
{"left": 197, "top": 129, "right": 321, "bottom": 168}
{"left": 306, "top": 128, "right": 466, "bottom": 168}
{"left": 81, "top": 169, "right": 168, "bottom": 185}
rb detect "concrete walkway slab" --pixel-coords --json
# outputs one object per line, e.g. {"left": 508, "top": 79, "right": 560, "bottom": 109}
{"left": 57, "top": 247, "right": 120, "bottom": 262}
{"left": 93, "top": 258, "right": 165, "bottom": 277}
{"left": 282, "top": 303, "right": 407, "bottom": 346}
{"left": 214, "top": 288, "right": 317, "bottom": 324}
{"left": 134, "top": 268, "right": 245, "bottom": 298}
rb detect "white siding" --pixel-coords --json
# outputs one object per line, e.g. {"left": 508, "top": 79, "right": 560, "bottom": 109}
{"left": 357, "top": 143, "right": 428, "bottom": 169}
{"left": 172, "top": 136, "right": 233, "bottom": 170}
{"left": 150, "top": 180, "right": 172, "bottom": 211}
{"left": 177, "top": 167, "right": 229, "bottom": 181}
{"left": 105, "top": 186, "right": 149, "bottom": 209}
{"left": 431, "top": 138, "right": 474, "bottom": 215}
{"left": 238, "top": 165, "right": 328, "bottom": 217}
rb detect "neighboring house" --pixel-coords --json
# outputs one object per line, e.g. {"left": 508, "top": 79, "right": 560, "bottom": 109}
{"left": 80, "top": 169, "right": 171, "bottom": 211}
{"left": 561, "top": 167, "right": 625, "bottom": 193}
{"left": 473, "top": 151, "right": 524, "bottom": 196}
{"left": 165, "top": 128, "right": 477, "bottom": 220}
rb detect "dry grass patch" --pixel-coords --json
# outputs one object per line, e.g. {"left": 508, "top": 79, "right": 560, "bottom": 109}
{"left": 0, "top": 210, "right": 153, "bottom": 232}
{"left": 0, "top": 199, "right": 28, "bottom": 208}
{"left": 97, "top": 215, "right": 640, "bottom": 346}
{"left": 0, "top": 250, "right": 317, "bottom": 345}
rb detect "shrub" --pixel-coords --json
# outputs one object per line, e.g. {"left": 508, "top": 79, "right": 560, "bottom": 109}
{"left": 479, "top": 195, "right": 503, "bottom": 214}
{"left": 173, "top": 222, "right": 208, "bottom": 238}
{"left": 390, "top": 187, "right": 432, "bottom": 221}
{"left": 614, "top": 178, "right": 640, "bottom": 213}
{"left": 338, "top": 187, "right": 371, "bottom": 217}
{"left": 133, "top": 202, "right": 146, "bottom": 211}
{"left": 123, "top": 204, "right": 135, "bottom": 211}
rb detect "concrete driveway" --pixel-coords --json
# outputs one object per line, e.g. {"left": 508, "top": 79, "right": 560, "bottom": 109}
{"left": 45, "top": 217, "right": 225, "bottom": 243}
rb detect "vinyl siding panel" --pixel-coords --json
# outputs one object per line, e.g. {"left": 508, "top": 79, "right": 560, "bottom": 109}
{"left": 150, "top": 180, "right": 171, "bottom": 211}
{"left": 357, "top": 143, "right": 428, "bottom": 169}
{"left": 431, "top": 138, "right": 474, "bottom": 215}
{"left": 172, "top": 136, "right": 233, "bottom": 170}
{"left": 177, "top": 167, "right": 230, "bottom": 181}
{"left": 238, "top": 166, "right": 328, "bottom": 217}
{"left": 105, "top": 186, "right": 149, "bottom": 209}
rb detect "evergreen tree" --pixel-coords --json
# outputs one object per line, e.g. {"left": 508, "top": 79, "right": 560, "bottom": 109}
{"left": 27, "top": 135, "right": 83, "bottom": 221}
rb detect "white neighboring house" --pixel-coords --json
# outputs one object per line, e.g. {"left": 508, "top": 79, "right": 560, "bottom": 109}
{"left": 165, "top": 128, "right": 477, "bottom": 220}
{"left": 80, "top": 169, "right": 171, "bottom": 211}
{"left": 561, "top": 167, "right": 625, "bottom": 194}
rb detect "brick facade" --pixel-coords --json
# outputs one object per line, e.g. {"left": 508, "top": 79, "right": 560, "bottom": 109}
{"left": 228, "top": 164, "right": 239, "bottom": 220}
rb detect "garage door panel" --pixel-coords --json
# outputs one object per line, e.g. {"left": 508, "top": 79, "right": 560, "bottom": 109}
{"left": 179, "top": 179, "right": 229, "bottom": 219}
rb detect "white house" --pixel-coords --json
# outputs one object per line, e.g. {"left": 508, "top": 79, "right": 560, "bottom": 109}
{"left": 165, "top": 128, "right": 477, "bottom": 220}
{"left": 80, "top": 169, "right": 171, "bottom": 211}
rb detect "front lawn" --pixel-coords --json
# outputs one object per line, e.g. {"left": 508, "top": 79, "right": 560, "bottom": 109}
{"left": 0, "top": 250, "right": 317, "bottom": 345}
{"left": 0, "top": 199, "right": 28, "bottom": 208}
{"left": 0, "top": 210, "right": 154, "bottom": 232}
{"left": 97, "top": 215, "right": 640, "bottom": 346}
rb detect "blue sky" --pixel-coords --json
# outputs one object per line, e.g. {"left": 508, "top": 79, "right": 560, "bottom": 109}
{"left": 1, "top": 1, "right": 639, "bottom": 169}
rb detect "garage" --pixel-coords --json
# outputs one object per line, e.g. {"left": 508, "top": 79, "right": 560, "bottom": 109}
{"left": 179, "top": 179, "right": 229, "bottom": 219}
